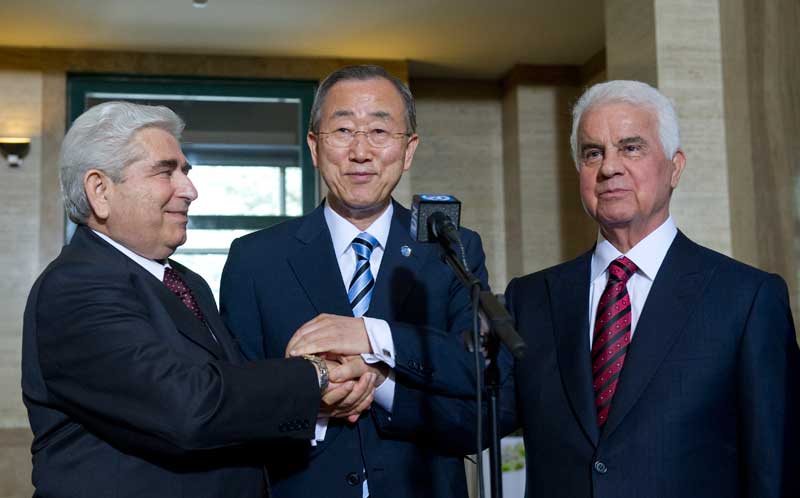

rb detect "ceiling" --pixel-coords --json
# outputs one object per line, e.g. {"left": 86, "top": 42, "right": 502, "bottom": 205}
{"left": 1, "top": 0, "right": 605, "bottom": 79}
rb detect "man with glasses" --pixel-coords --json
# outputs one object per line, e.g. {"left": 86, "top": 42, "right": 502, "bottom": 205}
{"left": 221, "top": 65, "right": 488, "bottom": 498}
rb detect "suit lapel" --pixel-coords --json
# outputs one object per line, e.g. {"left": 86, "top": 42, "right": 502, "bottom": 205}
{"left": 602, "top": 231, "right": 711, "bottom": 439}
{"left": 172, "top": 264, "right": 242, "bottom": 363}
{"left": 287, "top": 205, "right": 354, "bottom": 317}
{"left": 366, "top": 203, "right": 432, "bottom": 320}
{"left": 550, "top": 252, "right": 600, "bottom": 445}
{"left": 77, "top": 226, "right": 226, "bottom": 360}
{"left": 140, "top": 266, "right": 227, "bottom": 360}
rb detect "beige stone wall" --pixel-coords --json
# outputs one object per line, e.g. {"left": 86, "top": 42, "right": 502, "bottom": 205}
{"left": 653, "top": 0, "right": 732, "bottom": 255}
{"left": 720, "top": 0, "right": 800, "bottom": 320}
{"left": 0, "top": 71, "right": 43, "bottom": 428}
{"left": 605, "top": 0, "right": 732, "bottom": 255}
{"left": 409, "top": 79, "right": 594, "bottom": 291}
{"left": 0, "top": 429, "right": 32, "bottom": 498}
{"left": 411, "top": 81, "right": 507, "bottom": 290}
{"left": 0, "top": 69, "right": 49, "bottom": 498}
{"left": 605, "top": 0, "right": 800, "bottom": 334}
{"left": 605, "top": 0, "right": 658, "bottom": 86}
{"left": 504, "top": 84, "right": 595, "bottom": 277}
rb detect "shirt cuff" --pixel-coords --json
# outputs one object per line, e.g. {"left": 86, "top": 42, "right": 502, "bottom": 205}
{"left": 311, "top": 416, "right": 328, "bottom": 447}
{"left": 361, "top": 317, "right": 396, "bottom": 368}
{"left": 373, "top": 369, "right": 395, "bottom": 413}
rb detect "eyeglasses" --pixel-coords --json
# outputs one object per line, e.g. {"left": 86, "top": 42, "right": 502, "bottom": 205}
{"left": 316, "top": 128, "right": 411, "bottom": 148}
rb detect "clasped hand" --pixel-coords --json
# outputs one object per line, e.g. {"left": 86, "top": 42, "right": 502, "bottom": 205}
{"left": 285, "top": 314, "right": 389, "bottom": 423}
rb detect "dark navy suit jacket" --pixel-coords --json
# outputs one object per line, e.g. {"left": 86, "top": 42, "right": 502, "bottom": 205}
{"left": 500, "top": 231, "right": 800, "bottom": 498}
{"left": 220, "top": 201, "right": 488, "bottom": 498}
{"left": 22, "top": 225, "right": 321, "bottom": 498}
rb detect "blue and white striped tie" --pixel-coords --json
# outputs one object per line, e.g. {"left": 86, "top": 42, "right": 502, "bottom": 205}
{"left": 348, "top": 232, "right": 378, "bottom": 317}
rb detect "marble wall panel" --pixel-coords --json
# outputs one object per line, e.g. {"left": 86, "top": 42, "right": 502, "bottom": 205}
{"left": 0, "top": 428, "right": 33, "bottom": 498}
{"left": 653, "top": 0, "right": 732, "bottom": 255}
{"left": 0, "top": 71, "right": 44, "bottom": 428}
{"left": 412, "top": 84, "right": 507, "bottom": 289}
{"left": 512, "top": 84, "right": 594, "bottom": 276}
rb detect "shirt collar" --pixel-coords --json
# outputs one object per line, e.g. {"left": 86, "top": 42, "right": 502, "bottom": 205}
{"left": 324, "top": 201, "right": 393, "bottom": 256}
{"left": 591, "top": 216, "right": 678, "bottom": 282}
{"left": 92, "top": 229, "right": 168, "bottom": 281}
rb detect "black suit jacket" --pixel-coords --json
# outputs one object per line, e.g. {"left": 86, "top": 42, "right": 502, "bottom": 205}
{"left": 502, "top": 231, "right": 800, "bottom": 498}
{"left": 220, "top": 201, "right": 488, "bottom": 498}
{"left": 22, "top": 225, "right": 321, "bottom": 498}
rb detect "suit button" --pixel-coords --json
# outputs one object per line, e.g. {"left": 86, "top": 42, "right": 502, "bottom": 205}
{"left": 593, "top": 461, "right": 608, "bottom": 474}
{"left": 345, "top": 472, "right": 361, "bottom": 486}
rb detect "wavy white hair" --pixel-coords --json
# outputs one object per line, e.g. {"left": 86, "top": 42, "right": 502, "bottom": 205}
{"left": 569, "top": 80, "right": 680, "bottom": 169}
{"left": 60, "top": 101, "right": 184, "bottom": 223}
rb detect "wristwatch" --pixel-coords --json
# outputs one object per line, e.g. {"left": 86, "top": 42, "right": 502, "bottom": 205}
{"left": 303, "top": 354, "right": 329, "bottom": 391}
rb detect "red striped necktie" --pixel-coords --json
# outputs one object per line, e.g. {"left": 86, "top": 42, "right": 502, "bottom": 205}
{"left": 591, "top": 256, "right": 638, "bottom": 428}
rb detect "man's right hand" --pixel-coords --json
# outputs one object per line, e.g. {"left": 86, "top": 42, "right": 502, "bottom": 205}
{"left": 319, "top": 358, "right": 377, "bottom": 423}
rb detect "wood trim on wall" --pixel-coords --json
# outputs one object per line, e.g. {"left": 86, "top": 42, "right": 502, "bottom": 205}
{"left": 0, "top": 46, "right": 409, "bottom": 82}
{"left": 580, "top": 49, "right": 607, "bottom": 85}
{"left": 501, "top": 50, "right": 607, "bottom": 92}
{"left": 503, "top": 64, "right": 582, "bottom": 89}
{"left": 410, "top": 78, "right": 503, "bottom": 100}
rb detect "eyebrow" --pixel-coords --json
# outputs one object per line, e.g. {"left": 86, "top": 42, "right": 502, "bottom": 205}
{"left": 329, "top": 110, "right": 394, "bottom": 121}
{"left": 151, "top": 159, "right": 192, "bottom": 171}
{"left": 616, "top": 136, "right": 648, "bottom": 147}
{"left": 580, "top": 142, "right": 603, "bottom": 153}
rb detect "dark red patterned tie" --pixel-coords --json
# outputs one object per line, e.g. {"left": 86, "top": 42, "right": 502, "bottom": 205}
{"left": 163, "top": 267, "right": 206, "bottom": 323}
{"left": 592, "top": 256, "right": 638, "bottom": 427}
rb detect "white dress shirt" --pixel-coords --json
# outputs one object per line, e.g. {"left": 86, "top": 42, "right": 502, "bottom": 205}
{"left": 313, "top": 203, "right": 398, "bottom": 446}
{"left": 94, "top": 230, "right": 168, "bottom": 281}
{"left": 321, "top": 203, "right": 399, "bottom": 497}
{"left": 588, "top": 217, "right": 677, "bottom": 348}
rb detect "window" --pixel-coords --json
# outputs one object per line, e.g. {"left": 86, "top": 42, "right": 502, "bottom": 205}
{"left": 68, "top": 75, "right": 317, "bottom": 301}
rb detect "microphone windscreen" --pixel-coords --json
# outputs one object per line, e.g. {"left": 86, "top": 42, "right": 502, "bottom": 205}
{"left": 410, "top": 194, "right": 461, "bottom": 242}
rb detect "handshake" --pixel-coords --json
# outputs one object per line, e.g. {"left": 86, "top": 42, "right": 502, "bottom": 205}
{"left": 285, "top": 313, "right": 390, "bottom": 423}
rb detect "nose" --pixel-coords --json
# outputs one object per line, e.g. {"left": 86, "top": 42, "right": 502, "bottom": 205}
{"left": 348, "top": 132, "right": 372, "bottom": 163}
{"left": 176, "top": 169, "right": 199, "bottom": 202}
{"left": 599, "top": 148, "right": 624, "bottom": 178}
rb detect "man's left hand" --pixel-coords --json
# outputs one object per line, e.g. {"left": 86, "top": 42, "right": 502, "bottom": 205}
{"left": 286, "top": 313, "right": 372, "bottom": 357}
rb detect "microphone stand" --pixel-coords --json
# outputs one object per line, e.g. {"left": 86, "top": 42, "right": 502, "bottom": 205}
{"left": 437, "top": 245, "right": 526, "bottom": 498}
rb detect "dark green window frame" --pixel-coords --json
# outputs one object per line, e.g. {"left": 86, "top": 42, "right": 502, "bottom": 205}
{"left": 67, "top": 73, "right": 318, "bottom": 237}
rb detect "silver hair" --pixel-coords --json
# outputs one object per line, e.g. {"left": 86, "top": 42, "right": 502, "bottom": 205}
{"left": 60, "top": 101, "right": 185, "bottom": 224}
{"left": 569, "top": 80, "right": 681, "bottom": 168}
{"left": 309, "top": 65, "right": 417, "bottom": 134}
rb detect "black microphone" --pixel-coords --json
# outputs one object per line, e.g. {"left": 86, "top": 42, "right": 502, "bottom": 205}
{"left": 411, "top": 193, "right": 476, "bottom": 285}
{"left": 410, "top": 194, "right": 468, "bottom": 268}
{"left": 410, "top": 194, "right": 462, "bottom": 243}
{"left": 428, "top": 211, "right": 463, "bottom": 255}
{"left": 411, "top": 193, "right": 527, "bottom": 360}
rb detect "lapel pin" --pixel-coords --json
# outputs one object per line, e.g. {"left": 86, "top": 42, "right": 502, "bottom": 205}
{"left": 400, "top": 245, "right": 412, "bottom": 258}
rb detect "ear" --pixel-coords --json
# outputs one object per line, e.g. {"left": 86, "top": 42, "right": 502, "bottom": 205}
{"left": 307, "top": 132, "right": 320, "bottom": 169}
{"left": 84, "top": 169, "right": 113, "bottom": 221}
{"left": 669, "top": 149, "right": 686, "bottom": 188}
{"left": 401, "top": 134, "right": 419, "bottom": 173}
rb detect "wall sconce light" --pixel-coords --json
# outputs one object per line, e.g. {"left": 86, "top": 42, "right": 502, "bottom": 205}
{"left": 0, "top": 137, "right": 31, "bottom": 167}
